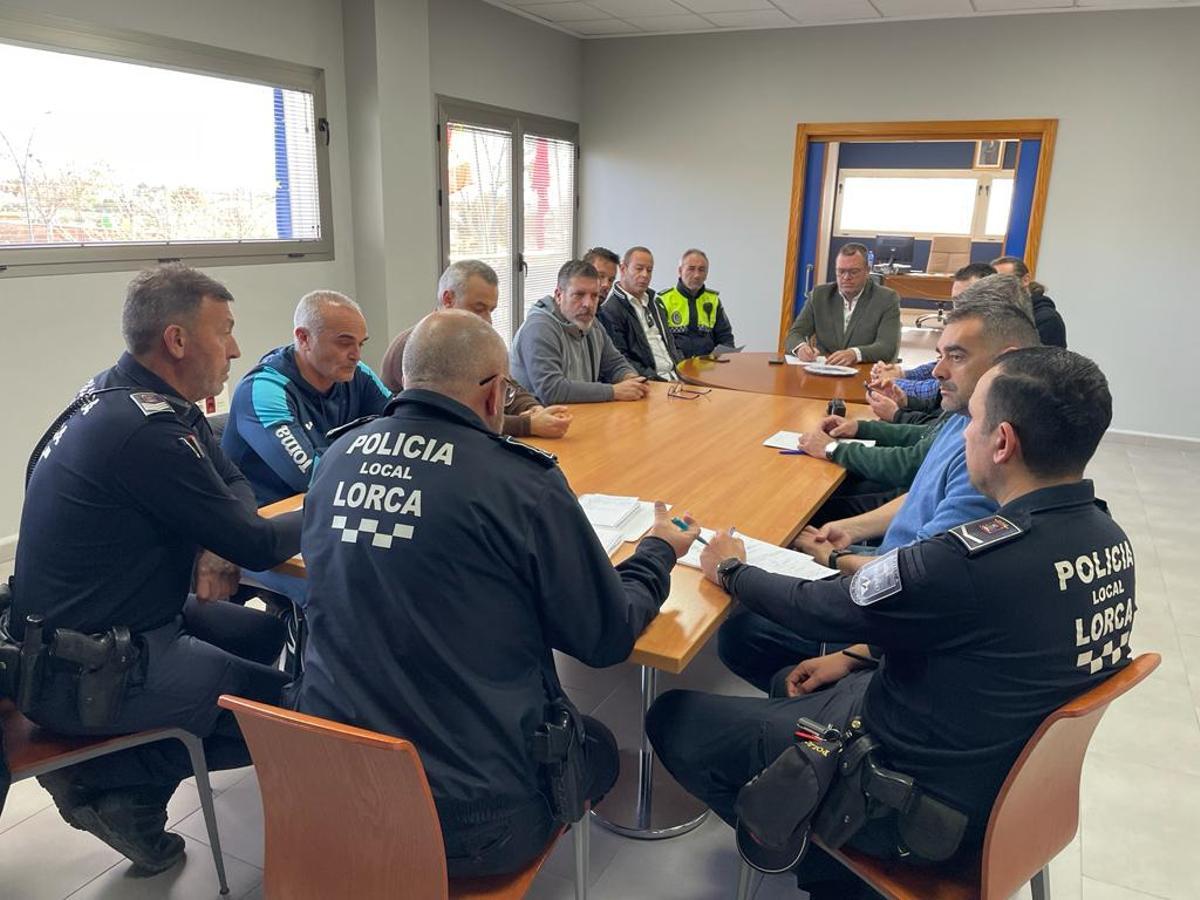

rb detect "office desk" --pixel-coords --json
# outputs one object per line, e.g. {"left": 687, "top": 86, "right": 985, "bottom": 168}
{"left": 261, "top": 382, "right": 852, "bottom": 839}
{"left": 677, "top": 352, "right": 869, "bottom": 403}
{"left": 883, "top": 272, "right": 954, "bottom": 301}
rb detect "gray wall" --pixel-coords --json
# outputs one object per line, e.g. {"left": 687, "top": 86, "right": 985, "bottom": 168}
{"left": 579, "top": 8, "right": 1200, "bottom": 440}
{"left": 0, "top": 0, "right": 582, "bottom": 540}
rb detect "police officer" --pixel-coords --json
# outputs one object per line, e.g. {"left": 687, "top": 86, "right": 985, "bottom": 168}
{"left": 11, "top": 264, "right": 302, "bottom": 873}
{"left": 647, "top": 347, "right": 1134, "bottom": 898}
{"left": 656, "top": 248, "right": 736, "bottom": 359}
{"left": 290, "top": 310, "right": 699, "bottom": 878}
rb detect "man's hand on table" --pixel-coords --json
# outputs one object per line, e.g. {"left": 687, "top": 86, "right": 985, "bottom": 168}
{"left": 529, "top": 405, "right": 573, "bottom": 438}
{"left": 871, "top": 362, "right": 904, "bottom": 382}
{"left": 700, "top": 529, "right": 747, "bottom": 586}
{"left": 194, "top": 551, "right": 241, "bottom": 602}
{"left": 796, "top": 430, "right": 836, "bottom": 459}
{"left": 825, "top": 350, "right": 858, "bottom": 367}
{"left": 648, "top": 502, "right": 699, "bottom": 558}
{"left": 613, "top": 377, "right": 650, "bottom": 401}
{"left": 818, "top": 415, "right": 858, "bottom": 439}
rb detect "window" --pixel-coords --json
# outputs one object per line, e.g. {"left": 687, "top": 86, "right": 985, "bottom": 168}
{"left": 0, "top": 12, "right": 332, "bottom": 277}
{"left": 833, "top": 169, "right": 1014, "bottom": 242}
{"left": 438, "top": 99, "right": 578, "bottom": 346}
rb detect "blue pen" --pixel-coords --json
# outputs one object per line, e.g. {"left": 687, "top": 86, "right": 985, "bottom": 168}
{"left": 779, "top": 449, "right": 806, "bottom": 455}
{"left": 671, "top": 516, "right": 708, "bottom": 545}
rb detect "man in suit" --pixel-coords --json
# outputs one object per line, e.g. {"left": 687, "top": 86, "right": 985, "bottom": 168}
{"left": 784, "top": 243, "right": 901, "bottom": 365}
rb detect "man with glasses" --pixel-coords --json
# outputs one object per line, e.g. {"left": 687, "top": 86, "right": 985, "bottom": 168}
{"left": 784, "top": 244, "right": 901, "bottom": 366}
{"left": 292, "top": 309, "right": 698, "bottom": 877}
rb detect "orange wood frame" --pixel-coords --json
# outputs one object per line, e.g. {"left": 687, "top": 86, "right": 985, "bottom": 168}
{"left": 777, "top": 119, "right": 1059, "bottom": 350}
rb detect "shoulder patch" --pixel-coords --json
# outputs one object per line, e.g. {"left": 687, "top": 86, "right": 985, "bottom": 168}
{"left": 327, "top": 415, "right": 379, "bottom": 442}
{"left": 129, "top": 392, "right": 174, "bottom": 417}
{"left": 491, "top": 434, "right": 558, "bottom": 469}
{"left": 948, "top": 515, "right": 1024, "bottom": 555}
{"left": 850, "top": 549, "right": 903, "bottom": 607}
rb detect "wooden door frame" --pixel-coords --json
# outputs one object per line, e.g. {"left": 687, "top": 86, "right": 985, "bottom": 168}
{"left": 777, "top": 118, "right": 1058, "bottom": 349}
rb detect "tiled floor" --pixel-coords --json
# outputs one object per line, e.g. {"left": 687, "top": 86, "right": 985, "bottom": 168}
{"left": 2, "top": 436, "right": 1198, "bottom": 899}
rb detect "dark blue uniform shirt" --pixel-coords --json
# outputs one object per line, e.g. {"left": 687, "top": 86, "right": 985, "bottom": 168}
{"left": 293, "top": 389, "right": 677, "bottom": 826}
{"left": 13, "top": 353, "right": 302, "bottom": 636}
{"left": 726, "top": 480, "right": 1135, "bottom": 837}
{"left": 221, "top": 345, "right": 391, "bottom": 506}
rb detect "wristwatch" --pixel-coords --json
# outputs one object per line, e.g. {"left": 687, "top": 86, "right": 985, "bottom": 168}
{"left": 828, "top": 548, "right": 849, "bottom": 570}
{"left": 823, "top": 441, "right": 838, "bottom": 461}
{"left": 716, "top": 557, "right": 745, "bottom": 594}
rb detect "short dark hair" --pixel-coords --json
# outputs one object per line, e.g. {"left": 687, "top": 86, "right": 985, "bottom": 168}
{"left": 945, "top": 297, "right": 1039, "bottom": 350}
{"left": 837, "top": 243, "right": 870, "bottom": 267}
{"left": 954, "top": 262, "right": 997, "bottom": 282}
{"left": 984, "top": 347, "right": 1112, "bottom": 477}
{"left": 991, "top": 254, "right": 1046, "bottom": 295}
{"left": 622, "top": 246, "right": 653, "bottom": 266}
{"left": 583, "top": 246, "right": 619, "bottom": 267}
{"left": 122, "top": 263, "right": 234, "bottom": 355}
{"left": 556, "top": 259, "right": 599, "bottom": 292}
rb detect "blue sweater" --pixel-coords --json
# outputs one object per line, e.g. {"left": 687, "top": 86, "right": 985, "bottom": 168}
{"left": 222, "top": 345, "right": 391, "bottom": 505}
{"left": 879, "top": 413, "right": 996, "bottom": 553}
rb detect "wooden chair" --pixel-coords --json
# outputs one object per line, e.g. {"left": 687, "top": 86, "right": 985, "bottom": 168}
{"left": 736, "top": 652, "right": 1160, "bottom": 900}
{"left": 217, "top": 694, "right": 588, "bottom": 900}
{"left": 0, "top": 698, "right": 230, "bottom": 894}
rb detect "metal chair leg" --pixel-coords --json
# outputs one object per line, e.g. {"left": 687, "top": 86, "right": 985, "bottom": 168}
{"left": 735, "top": 859, "right": 754, "bottom": 900}
{"left": 573, "top": 809, "right": 590, "bottom": 900}
{"left": 1030, "top": 865, "right": 1051, "bottom": 900}
{"left": 178, "top": 729, "right": 230, "bottom": 895}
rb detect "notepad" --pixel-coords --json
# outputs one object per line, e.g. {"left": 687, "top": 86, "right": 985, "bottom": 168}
{"left": 679, "top": 528, "right": 838, "bottom": 580}
{"left": 762, "top": 431, "right": 876, "bottom": 451}
{"left": 578, "top": 494, "right": 640, "bottom": 529}
{"left": 590, "top": 523, "right": 625, "bottom": 557}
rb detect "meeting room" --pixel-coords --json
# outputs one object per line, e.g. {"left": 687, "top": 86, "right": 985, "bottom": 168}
{"left": 1, "top": 1, "right": 1198, "bottom": 898}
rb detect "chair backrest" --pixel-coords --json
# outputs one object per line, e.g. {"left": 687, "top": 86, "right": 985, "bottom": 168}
{"left": 218, "top": 694, "right": 449, "bottom": 900}
{"left": 926, "top": 235, "right": 971, "bottom": 275}
{"left": 978, "top": 652, "right": 1160, "bottom": 899}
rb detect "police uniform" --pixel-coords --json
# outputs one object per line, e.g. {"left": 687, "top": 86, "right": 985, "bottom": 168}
{"left": 291, "top": 388, "right": 678, "bottom": 877}
{"left": 12, "top": 352, "right": 302, "bottom": 798}
{"left": 657, "top": 280, "right": 736, "bottom": 360}
{"left": 648, "top": 480, "right": 1135, "bottom": 886}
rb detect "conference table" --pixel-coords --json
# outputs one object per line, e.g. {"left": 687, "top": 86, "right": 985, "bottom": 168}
{"left": 677, "top": 351, "right": 870, "bottom": 404}
{"left": 261, "top": 378, "right": 871, "bottom": 839}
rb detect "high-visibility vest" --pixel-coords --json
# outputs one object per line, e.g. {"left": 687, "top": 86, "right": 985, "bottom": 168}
{"left": 658, "top": 287, "right": 721, "bottom": 333}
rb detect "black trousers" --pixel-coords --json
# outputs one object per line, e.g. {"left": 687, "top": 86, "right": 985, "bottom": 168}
{"left": 443, "top": 715, "right": 618, "bottom": 879}
{"left": 647, "top": 671, "right": 894, "bottom": 895}
{"left": 31, "top": 596, "right": 288, "bottom": 795}
{"left": 718, "top": 607, "right": 849, "bottom": 694}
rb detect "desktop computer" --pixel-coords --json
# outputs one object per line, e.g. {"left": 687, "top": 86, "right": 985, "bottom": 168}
{"left": 872, "top": 235, "right": 915, "bottom": 272}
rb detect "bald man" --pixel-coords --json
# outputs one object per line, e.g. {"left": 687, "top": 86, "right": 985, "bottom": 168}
{"left": 291, "top": 310, "right": 698, "bottom": 879}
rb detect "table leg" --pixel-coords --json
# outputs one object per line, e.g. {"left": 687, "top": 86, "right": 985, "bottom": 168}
{"left": 591, "top": 665, "right": 709, "bottom": 840}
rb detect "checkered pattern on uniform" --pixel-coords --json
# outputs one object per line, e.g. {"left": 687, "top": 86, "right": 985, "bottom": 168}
{"left": 332, "top": 515, "right": 414, "bottom": 549}
{"left": 1076, "top": 630, "right": 1130, "bottom": 674}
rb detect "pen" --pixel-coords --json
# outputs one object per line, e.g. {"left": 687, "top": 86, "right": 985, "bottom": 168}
{"left": 778, "top": 449, "right": 806, "bottom": 455}
{"left": 671, "top": 516, "right": 707, "bottom": 545}
{"left": 841, "top": 649, "right": 879, "bottom": 668}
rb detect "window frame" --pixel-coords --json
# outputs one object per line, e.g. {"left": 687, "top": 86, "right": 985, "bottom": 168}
{"left": 0, "top": 8, "right": 334, "bottom": 278}
{"left": 832, "top": 167, "right": 1015, "bottom": 243}
{"left": 435, "top": 96, "right": 579, "bottom": 344}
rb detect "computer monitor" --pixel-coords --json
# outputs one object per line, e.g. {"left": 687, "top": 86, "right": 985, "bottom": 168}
{"left": 873, "top": 235, "right": 915, "bottom": 268}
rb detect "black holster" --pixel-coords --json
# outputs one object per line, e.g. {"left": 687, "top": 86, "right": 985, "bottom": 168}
{"left": 813, "top": 728, "right": 969, "bottom": 862}
{"left": 51, "top": 626, "right": 137, "bottom": 728}
{"left": 532, "top": 697, "right": 588, "bottom": 824}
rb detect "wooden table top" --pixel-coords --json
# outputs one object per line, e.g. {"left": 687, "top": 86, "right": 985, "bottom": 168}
{"left": 261, "top": 382, "right": 866, "bottom": 674}
{"left": 677, "top": 352, "right": 869, "bottom": 404}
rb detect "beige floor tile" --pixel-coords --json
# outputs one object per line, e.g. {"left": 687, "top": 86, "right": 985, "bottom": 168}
{"left": 0, "top": 777, "right": 54, "bottom": 835}
{"left": 65, "top": 834, "right": 262, "bottom": 900}
{"left": 1088, "top": 673, "right": 1200, "bottom": 777}
{"left": 1081, "top": 878, "right": 1172, "bottom": 899}
{"left": 173, "top": 771, "right": 264, "bottom": 869}
{"left": 0, "top": 804, "right": 122, "bottom": 899}
{"left": 1080, "top": 756, "right": 1200, "bottom": 898}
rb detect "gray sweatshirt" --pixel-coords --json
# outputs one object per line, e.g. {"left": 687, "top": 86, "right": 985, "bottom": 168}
{"left": 510, "top": 296, "right": 637, "bottom": 404}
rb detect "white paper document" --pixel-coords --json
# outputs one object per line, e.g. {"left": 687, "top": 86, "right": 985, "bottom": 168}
{"left": 578, "top": 493, "right": 640, "bottom": 529}
{"left": 618, "top": 500, "right": 667, "bottom": 543}
{"left": 761, "top": 431, "right": 876, "bottom": 451}
{"left": 679, "top": 529, "right": 839, "bottom": 580}
{"left": 590, "top": 523, "right": 625, "bottom": 557}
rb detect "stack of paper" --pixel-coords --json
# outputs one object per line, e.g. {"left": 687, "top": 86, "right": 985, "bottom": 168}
{"left": 762, "top": 430, "right": 876, "bottom": 451}
{"left": 679, "top": 528, "right": 838, "bottom": 581}
{"left": 589, "top": 523, "right": 625, "bottom": 557}
{"left": 579, "top": 494, "right": 640, "bottom": 529}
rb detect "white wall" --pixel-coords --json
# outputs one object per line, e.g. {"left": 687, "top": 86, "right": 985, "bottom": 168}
{"left": 580, "top": 8, "right": 1200, "bottom": 440}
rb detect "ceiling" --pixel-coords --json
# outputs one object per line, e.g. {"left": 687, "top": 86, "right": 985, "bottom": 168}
{"left": 482, "top": 0, "right": 1198, "bottom": 38}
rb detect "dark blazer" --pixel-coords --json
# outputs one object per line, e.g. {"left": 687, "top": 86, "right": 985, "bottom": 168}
{"left": 784, "top": 280, "right": 901, "bottom": 363}
{"left": 597, "top": 284, "right": 682, "bottom": 380}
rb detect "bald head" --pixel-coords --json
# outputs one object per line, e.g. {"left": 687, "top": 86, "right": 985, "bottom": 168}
{"left": 403, "top": 310, "right": 508, "bottom": 429}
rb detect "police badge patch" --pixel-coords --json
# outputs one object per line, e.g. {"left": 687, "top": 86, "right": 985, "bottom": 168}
{"left": 671, "top": 311, "right": 683, "bottom": 326}
{"left": 949, "top": 515, "right": 1023, "bottom": 555}
{"left": 129, "top": 392, "right": 174, "bottom": 416}
{"left": 850, "top": 549, "right": 903, "bottom": 607}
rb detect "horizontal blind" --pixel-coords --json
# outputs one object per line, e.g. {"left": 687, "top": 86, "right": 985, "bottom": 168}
{"left": 522, "top": 133, "right": 575, "bottom": 318}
